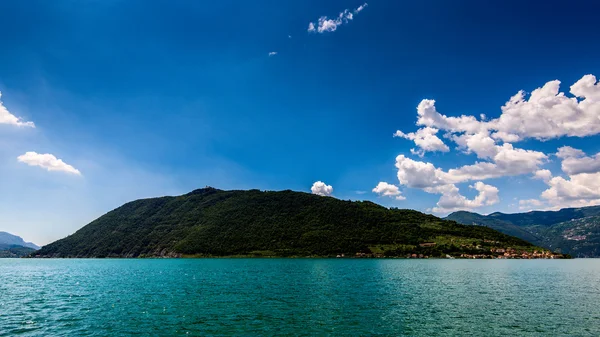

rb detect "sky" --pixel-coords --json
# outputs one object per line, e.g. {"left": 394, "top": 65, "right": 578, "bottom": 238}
{"left": 1, "top": 0, "right": 600, "bottom": 245}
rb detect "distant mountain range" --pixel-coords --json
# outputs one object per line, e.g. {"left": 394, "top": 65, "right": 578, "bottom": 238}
{"left": 446, "top": 206, "right": 600, "bottom": 257}
{"left": 0, "top": 232, "right": 39, "bottom": 249}
{"left": 35, "top": 187, "right": 548, "bottom": 258}
{"left": 0, "top": 232, "right": 39, "bottom": 258}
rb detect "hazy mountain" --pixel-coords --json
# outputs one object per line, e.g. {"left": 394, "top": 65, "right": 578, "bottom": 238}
{"left": 36, "top": 187, "right": 536, "bottom": 258}
{"left": 0, "top": 244, "right": 37, "bottom": 258}
{"left": 0, "top": 232, "right": 40, "bottom": 250}
{"left": 446, "top": 206, "right": 600, "bottom": 257}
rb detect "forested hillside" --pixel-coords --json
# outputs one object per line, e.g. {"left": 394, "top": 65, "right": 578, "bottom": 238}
{"left": 36, "top": 188, "right": 540, "bottom": 258}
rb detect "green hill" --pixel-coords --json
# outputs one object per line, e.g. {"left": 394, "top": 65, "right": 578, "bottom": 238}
{"left": 36, "top": 188, "right": 544, "bottom": 258}
{"left": 446, "top": 206, "right": 600, "bottom": 257}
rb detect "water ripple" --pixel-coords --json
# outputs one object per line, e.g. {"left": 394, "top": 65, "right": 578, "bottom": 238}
{"left": 1, "top": 259, "right": 600, "bottom": 336}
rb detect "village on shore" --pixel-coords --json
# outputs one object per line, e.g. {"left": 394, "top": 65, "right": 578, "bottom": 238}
{"left": 342, "top": 242, "right": 569, "bottom": 259}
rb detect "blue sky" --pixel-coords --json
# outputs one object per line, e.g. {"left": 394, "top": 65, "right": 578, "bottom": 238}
{"left": 1, "top": 0, "right": 600, "bottom": 245}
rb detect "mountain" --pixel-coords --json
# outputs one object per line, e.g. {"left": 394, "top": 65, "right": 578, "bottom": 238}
{"left": 0, "top": 232, "right": 40, "bottom": 250}
{"left": 0, "top": 244, "right": 37, "bottom": 258}
{"left": 446, "top": 206, "right": 600, "bottom": 257}
{"left": 35, "top": 187, "right": 546, "bottom": 258}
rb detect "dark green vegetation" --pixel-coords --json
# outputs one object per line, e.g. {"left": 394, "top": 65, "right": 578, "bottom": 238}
{"left": 36, "top": 188, "right": 538, "bottom": 258}
{"left": 446, "top": 206, "right": 600, "bottom": 257}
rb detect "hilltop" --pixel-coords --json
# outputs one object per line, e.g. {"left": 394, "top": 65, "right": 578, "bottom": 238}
{"left": 35, "top": 188, "right": 559, "bottom": 259}
{"left": 446, "top": 206, "right": 600, "bottom": 257}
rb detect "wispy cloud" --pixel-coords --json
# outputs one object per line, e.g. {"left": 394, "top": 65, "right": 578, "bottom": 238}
{"left": 308, "top": 3, "right": 368, "bottom": 34}
{"left": 268, "top": 51, "right": 278, "bottom": 57}
{"left": 355, "top": 3, "right": 368, "bottom": 13}
{"left": 17, "top": 152, "right": 81, "bottom": 175}
{"left": 0, "top": 92, "right": 35, "bottom": 128}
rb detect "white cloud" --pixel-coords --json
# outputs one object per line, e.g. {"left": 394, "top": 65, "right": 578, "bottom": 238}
{"left": 559, "top": 149, "right": 600, "bottom": 175}
{"left": 17, "top": 152, "right": 81, "bottom": 175}
{"left": 393, "top": 142, "right": 543, "bottom": 212}
{"left": 308, "top": 3, "right": 368, "bottom": 34}
{"left": 451, "top": 132, "right": 498, "bottom": 159}
{"left": 395, "top": 155, "right": 452, "bottom": 189}
{"left": 311, "top": 181, "right": 333, "bottom": 196}
{"left": 533, "top": 169, "right": 552, "bottom": 182}
{"left": 491, "top": 143, "right": 547, "bottom": 172}
{"left": 316, "top": 16, "right": 342, "bottom": 33}
{"left": 394, "top": 127, "right": 449, "bottom": 156}
{"left": 268, "top": 51, "right": 277, "bottom": 57}
{"left": 372, "top": 182, "right": 405, "bottom": 200}
{"left": 541, "top": 173, "right": 600, "bottom": 208}
{"left": 555, "top": 146, "right": 585, "bottom": 159}
{"left": 395, "top": 143, "right": 546, "bottom": 191}
{"left": 416, "top": 99, "right": 486, "bottom": 135}
{"left": 0, "top": 92, "right": 35, "bottom": 128}
{"left": 413, "top": 75, "right": 600, "bottom": 142}
{"left": 390, "top": 75, "right": 600, "bottom": 212}
{"left": 432, "top": 182, "right": 500, "bottom": 213}
{"left": 535, "top": 147, "right": 600, "bottom": 209}
{"left": 355, "top": 3, "right": 368, "bottom": 13}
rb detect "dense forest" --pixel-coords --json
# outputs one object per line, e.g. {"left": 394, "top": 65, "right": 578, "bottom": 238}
{"left": 36, "top": 188, "right": 540, "bottom": 258}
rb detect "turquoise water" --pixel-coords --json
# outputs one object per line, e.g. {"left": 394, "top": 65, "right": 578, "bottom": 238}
{"left": 2, "top": 259, "right": 600, "bottom": 336}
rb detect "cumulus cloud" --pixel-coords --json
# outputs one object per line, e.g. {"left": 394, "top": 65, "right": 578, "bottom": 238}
{"left": 533, "top": 169, "right": 552, "bottom": 182}
{"left": 17, "top": 152, "right": 81, "bottom": 175}
{"left": 536, "top": 148, "right": 600, "bottom": 209}
{"left": 555, "top": 146, "right": 585, "bottom": 159}
{"left": 413, "top": 75, "right": 600, "bottom": 142}
{"left": 395, "top": 155, "right": 452, "bottom": 189}
{"left": 541, "top": 173, "right": 600, "bottom": 208}
{"left": 432, "top": 182, "right": 500, "bottom": 213}
{"left": 311, "top": 181, "right": 333, "bottom": 196}
{"left": 308, "top": 3, "right": 368, "bottom": 34}
{"left": 390, "top": 74, "right": 600, "bottom": 212}
{"left": 395, "top": 146, "right": 546, "bottom": 190}
{"left": 394, "top": 127, "right": 449, "bottom": 156}
{"left": 0, "top": 92, "right": 35, "bottom": 128}
{"left": 394, "top": 142, "right": 540, "bottom": 213}
{"left": 393, "top": 140, "right": 543, "bottom": 213}
{"left": 372, "top": 182, "right": 405, "bottom": 200}
{"left": 558, "top": 149, "right": 600, "bottom": 175}
{"left": 268, "top": 51, "right": 277, "bottom": 57}
{"left": 451, "top": 132, "right": 498, "bottom": 159}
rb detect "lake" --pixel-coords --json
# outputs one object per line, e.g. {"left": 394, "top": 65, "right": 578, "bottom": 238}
{"left": 1, "top": 259, "right": 600, "bottom": 336}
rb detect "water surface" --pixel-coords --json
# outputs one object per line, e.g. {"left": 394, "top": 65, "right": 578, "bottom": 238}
{"left": 1, "top": 259, "right": 600, "bottom": 336}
